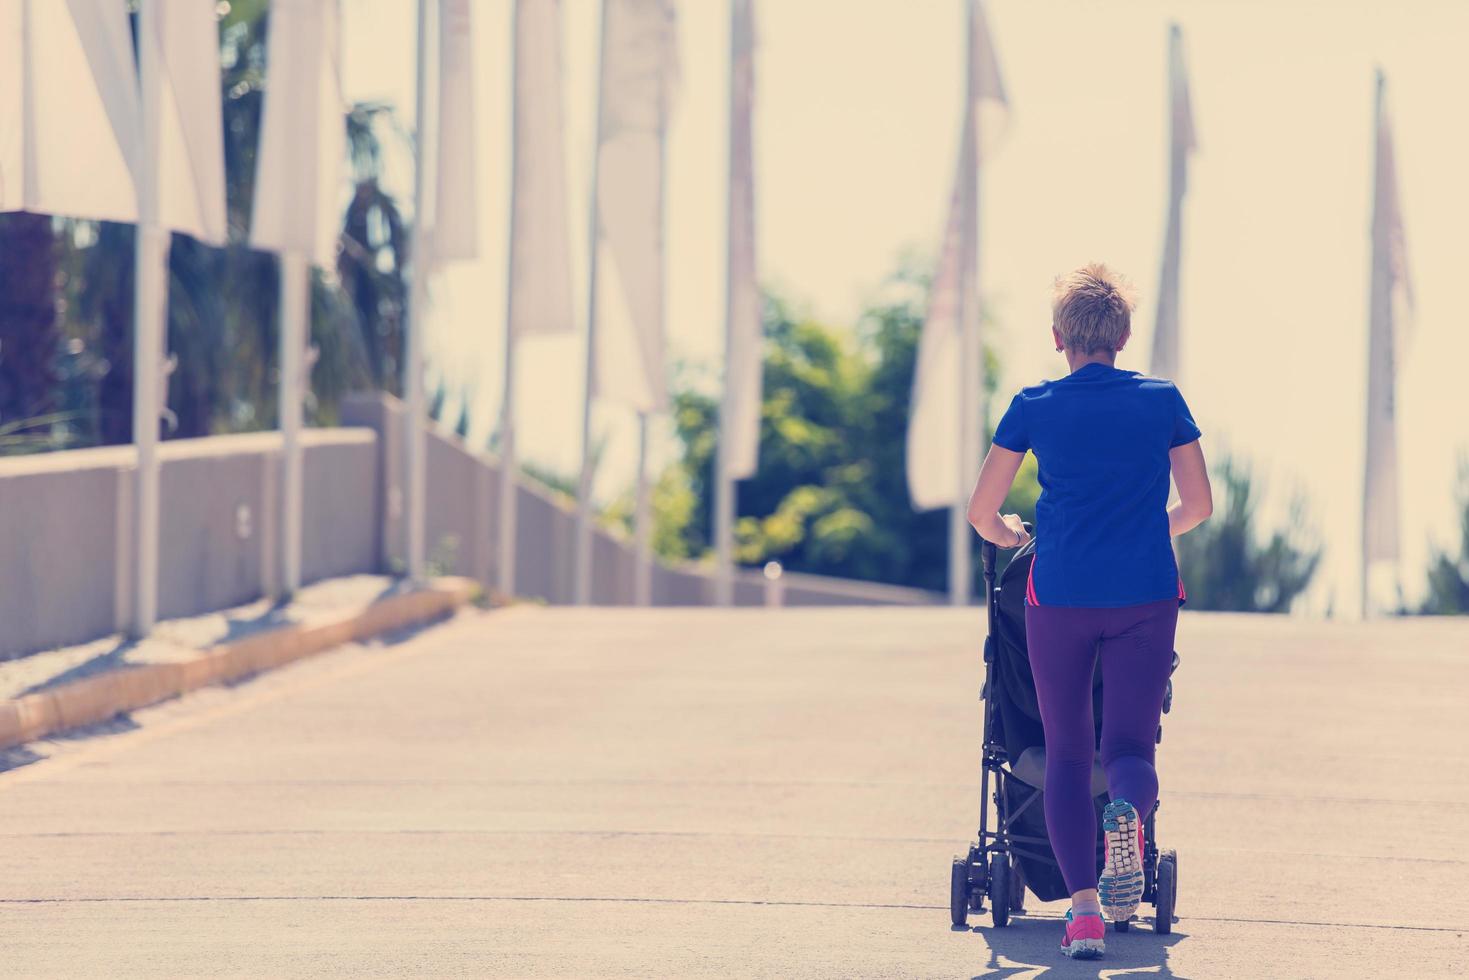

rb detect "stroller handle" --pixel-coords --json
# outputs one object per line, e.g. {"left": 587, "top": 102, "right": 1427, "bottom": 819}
{"left": 981, "top": 521, "right": 1032, "bottom": 584}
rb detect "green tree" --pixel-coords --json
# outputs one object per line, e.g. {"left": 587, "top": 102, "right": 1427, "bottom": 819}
{"left": 657, "top": 263, "right": 1320, "bottom": 604}
{"left": 1419, "top": 464, "right": 1469, "bottom": 614}
{"left": 1174, "top": 453, "right": 1321, "bottom": 612}
{"left": 658, "top": 263, "right": 1036, "bottom": 595}
{"left": 340, "top": 102, "right": 410, "bottom": 395}
{"left": 54, "top": 220, "right": 143, "bottom": 445}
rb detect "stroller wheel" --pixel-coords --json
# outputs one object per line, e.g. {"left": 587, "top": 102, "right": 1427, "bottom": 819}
{"left": 988, "top": 853, "right": 1010, "bottom": 928}
{"left": 1154, "top": 850, "right": 1177, "bottom": 935}
{"left": 1115, "top": 919, "right": 1131, "bottom": 932}
{"left": 950, "top": 857, "right": 970, "bottom": 927}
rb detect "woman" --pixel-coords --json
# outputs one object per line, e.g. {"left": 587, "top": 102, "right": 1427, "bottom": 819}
{"left": 966, "top": 264, "right": 1212, "bottom": 960}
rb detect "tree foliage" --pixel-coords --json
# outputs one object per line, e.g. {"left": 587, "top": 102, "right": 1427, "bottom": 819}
{"left": 1173, "top": 454, "right": 1321, "bottom": 612}
{"left": 1419, "top": 464, "right": 1469, "bottom": 614}
{"left": 659, "top": 266, "right": 1035, "bottom": 595}
{"left": 0, "top": 213, "right": 63, "bottom": 442}
{"left": 340, "top": 102, "right": 410, "bottom": 396}
{"left": 658, "top": 267, "right": 1318, "bottom": 607}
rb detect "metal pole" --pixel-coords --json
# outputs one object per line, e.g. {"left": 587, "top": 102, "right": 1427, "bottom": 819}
{"left": 713, "top": 437, "right": 735, "bottom": 605}
{"left": 1361, "top": 69, "right": 1386, "bottom": 621}
{"left": 496, "top": 0, "right": 523, "bottom": 601}
{"left": 634, "top": 412, "right": 652, "bottom": 605}
{"left": 131, "top": 0, "right": 167, "bottom": 636}
{"left": 496, "top": 307, "right": 519, "bottom": 600}
{"left": 574, "top": 0, "right": 610, "bottom": 606}
{"left": 949, "top": 0, "right": 978, "bottom": 608}
{"left": 966, "top": 77, "right": 988, "bottom": 607}
{"left": 405, "top": 0, "right": 433, "bottom": 584}
{"left": 762, "top": 560, "right": 783, "bottom": 607}
{"left": 713, "top": 0, "right": 738, "bottom": 608}
{"left": 279, "top": 252, "right": 309, "bottom": 596}
{"left": 949, "top": 380, "right": 973, "bottom": 609}
{"left": 19, "top": 0, "right": 37, "bottom": 206}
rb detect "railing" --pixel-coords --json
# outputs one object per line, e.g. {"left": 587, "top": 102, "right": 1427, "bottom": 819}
{"left": 0, "top": 392, "right": 942, "bottom": 659}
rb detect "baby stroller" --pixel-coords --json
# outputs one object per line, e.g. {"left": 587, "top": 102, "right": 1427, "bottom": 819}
{"left": 948, "top": 532, "right": 1180, "bottom": 933}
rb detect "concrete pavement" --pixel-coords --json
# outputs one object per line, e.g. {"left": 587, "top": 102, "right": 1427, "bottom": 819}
{"left": 0, "top": 606, "right": 1464, "bottom": 978}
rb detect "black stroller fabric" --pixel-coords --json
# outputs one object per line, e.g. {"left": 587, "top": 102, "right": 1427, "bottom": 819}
{"left": 993, "top": 541, "right": 1105, "bottom": 761}
{"left": 992, "top": 541, "right": 1108, "bottom": 902}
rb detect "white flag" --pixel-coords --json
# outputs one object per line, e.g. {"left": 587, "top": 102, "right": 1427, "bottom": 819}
{"left": 1149, "top": 24, "right": 1196, "bottom": 382}
{"left": 0, "top": 0, "right": 140, "bottom": 224}
{"left": 153, "top": 0, "right": 228, "bottom": 245}
{"left": 251, "top": 0, "right": 346, "bottom": 266}
{"left": 508, "top": 0, "right": 575, "bottom": 335}
{"left": 906, "top": 0, "right": 1008, "bottom": 510}
{"left": 723, "top": 0, "right": 760, "bottom": 478}
{"left": 1363, "top": 73, "right": 1413, "bottom": 567}
{"left": 433, "top": 0, "right": 478, "bottom": 264}
{"left": 593, "top": 0, "right": 680, "bottom": 413}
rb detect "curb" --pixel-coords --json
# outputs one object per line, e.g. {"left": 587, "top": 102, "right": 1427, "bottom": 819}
{"left": 0, "top": 577, "right": 479, "bottom": 752}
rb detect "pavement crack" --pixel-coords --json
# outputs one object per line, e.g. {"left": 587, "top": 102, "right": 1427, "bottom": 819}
{"left": 1, "top": 829, "right": 1461, "bottom": 869}
{"left": 0, "top": 895, "right": 1456, "bottom": 934}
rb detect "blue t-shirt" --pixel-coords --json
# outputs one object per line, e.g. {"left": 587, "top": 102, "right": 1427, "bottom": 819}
{"left": 992, "top": 363, "right": 1201, "bottom": 608}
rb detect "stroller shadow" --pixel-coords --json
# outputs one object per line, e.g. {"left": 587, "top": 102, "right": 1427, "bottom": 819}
{"left": 964, "top": 913, "right": 1190, "bottom": 979}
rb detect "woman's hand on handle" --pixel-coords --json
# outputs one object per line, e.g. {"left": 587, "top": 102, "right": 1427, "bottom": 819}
{"left": 966, "top": 445, "right": 1030, "bottom": 548}
{"left": 999, "top": 513, "right": 1031, "bottom": 549}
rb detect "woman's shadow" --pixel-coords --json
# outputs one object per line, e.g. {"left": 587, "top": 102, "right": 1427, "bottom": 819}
{"left": 957, "top": 912, "right": 1190, "bottom": 979}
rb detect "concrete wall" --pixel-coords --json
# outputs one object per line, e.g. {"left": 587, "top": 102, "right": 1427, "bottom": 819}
{"left": 0, "top": 445, "right": 131, "bottom": 657}
{"left": 0, "top": 394, "right": 940, "bottom": 658}
{"left": 0, "top": 430, "right": 377, "bottom": 658}
{"left": 341, "top": 394, "right": 944, "bottom": 611}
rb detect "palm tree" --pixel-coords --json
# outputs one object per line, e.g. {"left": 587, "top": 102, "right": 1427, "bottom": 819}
{"left": 340, "top": 102, "right": 410, "bottom": 396}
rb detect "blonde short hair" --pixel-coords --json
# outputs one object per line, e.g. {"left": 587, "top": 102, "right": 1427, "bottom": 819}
{"left": 1051, "top": 264, "right": 1137, "bottom": 354}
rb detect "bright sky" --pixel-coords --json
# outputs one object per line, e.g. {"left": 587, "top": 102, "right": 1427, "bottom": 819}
{"left": 343, "top": 0, "right": 1469, "bottom": 614}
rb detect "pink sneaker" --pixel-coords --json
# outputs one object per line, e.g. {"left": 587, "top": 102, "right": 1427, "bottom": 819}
{"left": 1060, "top": 909, "right": 1105, "bottom": 959}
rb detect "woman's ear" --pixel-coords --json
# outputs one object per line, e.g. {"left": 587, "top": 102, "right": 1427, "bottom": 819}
{"left": 1117, "top": 325, "right": 1132, "bottom": 352}
{"left": 1051, "top": 326, "right": 1064, "bottom": 353}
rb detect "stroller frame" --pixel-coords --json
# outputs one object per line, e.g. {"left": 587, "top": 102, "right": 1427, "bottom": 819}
{"left": 948, "top": 536, "right": 1179, "bottom": 933}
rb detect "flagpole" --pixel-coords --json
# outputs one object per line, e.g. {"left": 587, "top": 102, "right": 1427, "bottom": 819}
{"left": 497, "top": 0, "right": 524, "bottom": 602}
{"left": 405, "top": 0, "right": 433, "bottom": 585}
{"left": 949, "top": 0, "right": 978, "bottom": 608}
{"left": 634, "top": 3, "right": 674, "bottom": 611}
{"left": 278, "top": 251, "right": 309, "bottom": 595}
{"left": 1361, "top": 68, "right": 1386, "bottom": 621}
{"left": 713, "top": 0, "right": 738, "bottom": 608}
{"left": 714, "top": 434, "right": 735, "bottom": 607}
{"left": 1152, "top": 23, "right": 1187, "bottom": 382}
{"left": 574, "top": 0, "right": 610, "bottom": 606}
{"left": 19, "top": 0, "right": 37, "bottom": 207}
{"left": 132, "top": 0, "right": 168, "bottom": 636}
{"left": 497, "top": 307, "right": 518, "bottom": 599}
{"left": 714, "top": 452, "right": 734, "bottom": 606}
{"left": 634, "top": 412, "right": 652, "bottom": 605}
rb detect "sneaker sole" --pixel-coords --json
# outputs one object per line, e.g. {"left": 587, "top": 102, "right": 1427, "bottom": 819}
{"left": 1099, "top": 800, "right": 1144, "bottom": 920}
{"left": 1061, "top": 938, "right": 1104, "bottom": 959}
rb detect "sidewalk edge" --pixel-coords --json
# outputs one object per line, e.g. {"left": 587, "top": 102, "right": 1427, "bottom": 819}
{"left": 0, "top": 577, "right": 478, "bottom": 751}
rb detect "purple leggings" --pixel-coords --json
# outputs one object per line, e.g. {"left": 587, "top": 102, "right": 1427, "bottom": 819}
{"left": 1023, "top": 597, "right": 1179, "bottom": 895}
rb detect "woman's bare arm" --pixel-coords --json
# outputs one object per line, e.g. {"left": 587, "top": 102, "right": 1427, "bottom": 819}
{"left": 1168, "top": 440, "right": 1213, "bottom": 536}
{"left": 966, "top": 445, "right": 1031, "bottom": 548}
